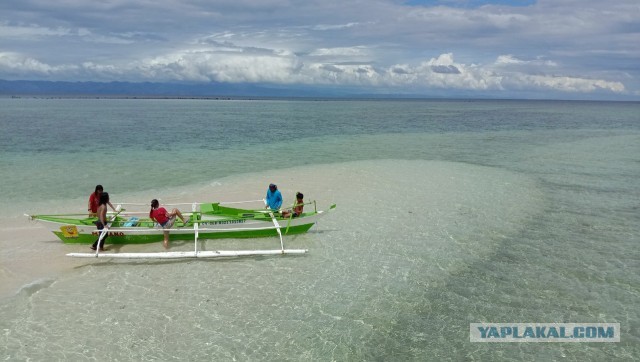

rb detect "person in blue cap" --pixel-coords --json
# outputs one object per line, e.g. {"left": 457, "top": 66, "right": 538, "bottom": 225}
{"left": 265, "top": 183, "right": 283, "bottom": 210}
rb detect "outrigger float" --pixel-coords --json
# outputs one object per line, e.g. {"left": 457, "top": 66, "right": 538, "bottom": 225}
{"left": 26, "top": 200, "right": 336, "bottom": 259}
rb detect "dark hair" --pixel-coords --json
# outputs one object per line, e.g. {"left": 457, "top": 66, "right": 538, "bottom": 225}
{"left": 151, "top": 199, "right": 159, "bottom": 208}
{"left": 94, "top": 185, "right": 103, "bottom": 194}
{"left": 296, "top": 192, "right": 303, "bottom": 199}
{"left": 269, "top": 183, "right": 277, "bottom": 190}
{"left": 99, "top": 192, "right": 109, "bottom": 205}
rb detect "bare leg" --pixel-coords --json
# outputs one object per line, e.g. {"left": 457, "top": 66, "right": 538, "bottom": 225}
{"left": 171, "top": 208, "right": 187, "bottom": 223}
{"left": 163, "top": 231, "right": 170, "bottom": 249}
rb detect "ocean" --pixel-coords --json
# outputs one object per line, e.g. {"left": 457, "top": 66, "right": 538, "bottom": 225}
{"left": 0, "top": 98, "right": 638, "bottom": 360}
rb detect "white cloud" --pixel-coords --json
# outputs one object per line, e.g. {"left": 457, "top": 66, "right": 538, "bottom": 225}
{"left": 505, "top": 74, "right": 626, "bottom": 93}
{"left": 496, "top": 55, "right": 526, "bottom": 65}
{"left": 0, "top": 48, "right": 627, "bottom": 95}
{"left": 312, "top": 22, "right": 361, "bottom": 31}
{"left": 308, "top": 46, "right": 370, "bottom": 58}
{"left": 134, "top": 50, "right": 305, "bottom": 84}
{"left": 0, "top": 52, "right": 59, "bottom": 75}
{"left": 0, "top": 21, "right": 131, "bottom": 44}
{"left": 0, "top": 22, "right": 72, "bottom": 38}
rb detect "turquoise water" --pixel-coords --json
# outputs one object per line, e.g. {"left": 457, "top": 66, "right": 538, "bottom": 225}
{"left": 2, "top": 98, "right": 637, "bottom": 205}
{"left": 0, "top": 98, "right": 639, "bottom": 360}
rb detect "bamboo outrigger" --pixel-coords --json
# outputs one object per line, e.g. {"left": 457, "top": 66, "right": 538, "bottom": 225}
{"left": 27, "top": 200, "right": 336, "bottom": 259}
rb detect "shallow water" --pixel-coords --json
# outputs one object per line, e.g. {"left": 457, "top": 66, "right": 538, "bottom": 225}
{"left": 0, "top": 99, "right": 639, "bottom": 360}
{"left": 1, "top": 160, "right": 545, "bottom": 360}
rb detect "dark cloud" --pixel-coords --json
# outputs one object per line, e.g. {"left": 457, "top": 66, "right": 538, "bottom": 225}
{"left": 431, "top": 65, "right": 461, "bottom": 74}
{"left": 392, "top": 67, "right": 411, "bottom": 75}
{"left": 320, "top": 64, "right": 344, "bottom": 73}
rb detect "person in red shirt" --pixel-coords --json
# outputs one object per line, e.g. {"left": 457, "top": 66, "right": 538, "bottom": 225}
{"left": 88, "top": 185, "right": 115, "bottom": 217}
{"left": 149, "top": 199, "right": 189, "bottom": 249}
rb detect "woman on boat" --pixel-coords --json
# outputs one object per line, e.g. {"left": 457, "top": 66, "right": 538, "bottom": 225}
{"left": 88, "top": 185, "right": 115, "bottom": 217}
{"left": 282, "top": 192, "right": 304, "bottom": 218}
{"left": 265, "top": 183, "right": 283, "bottom": 210}
{"left": 90, "top": 192, "right": 110, "bottom": 251}
{"left": 149, "top": 199, "right": 189, "bottom": 249}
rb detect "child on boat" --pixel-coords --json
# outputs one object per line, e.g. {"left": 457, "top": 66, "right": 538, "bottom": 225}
{"left": 281, "top": 192, "right": 304, "bottom": 218}
{"left": 149, "top": 199, "right": 189, "bottom": 249}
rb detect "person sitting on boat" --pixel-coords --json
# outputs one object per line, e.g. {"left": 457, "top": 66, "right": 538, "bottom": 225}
{"left": 90, "top": 192, "right": 110, "bottom": 251}
{"left": 88, "top": 184, "right": 115, "bottom": 217}
{"left": 281, "top": 192, "right": 304, "bottom": 218}
{"left": 265, "top": 183, "right": 283, "bottom": 210}
{"left": 149, "top": 199, "right": 189, "bottom": 249}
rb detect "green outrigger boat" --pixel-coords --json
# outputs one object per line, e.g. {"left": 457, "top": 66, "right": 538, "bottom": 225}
{"left": 27, "top": 200, "right": 336, "bottom": 259}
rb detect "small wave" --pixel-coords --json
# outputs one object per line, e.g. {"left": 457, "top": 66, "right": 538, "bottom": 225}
{"left": 15, "top": 278, "right": 55, "bottom": 297}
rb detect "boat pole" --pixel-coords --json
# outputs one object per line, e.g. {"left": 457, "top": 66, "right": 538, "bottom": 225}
{"left": 192, "top": 202, "right": 198, "bottom": 255}
{"left": 95, "top": 205, "right": 122, "bottom": 257}
{"left": 264, "top": 199, "right": 285, "bottom": 252}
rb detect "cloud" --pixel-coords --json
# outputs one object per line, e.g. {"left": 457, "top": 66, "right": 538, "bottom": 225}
{"left": 0, "top": 0, "right": 636, "bottom": 98}
{"left": 431, "top": 65, "right": 461, "bottom": 74}
{"left": 308, "top": 46, "right": 370, "bottom": 58}
{"left": 0, "top": 52, "right": 63, "bottom": 76}
{"left": 503, "top": 74, "right": 626, "bottom": 93}
{"left": 311, "top": 22, "right": 362, "bottom": 31}
{"left": 0, "top": 48, "right": 626, "bottom": 95}
{"left": 319, "top": 64, "right": 344, "bottom": 73}
{"left": 0, "top": 22, "right": 73, "bottom": 38}
{"left": 392, "top": 66, "right": 412, "bottom": 75}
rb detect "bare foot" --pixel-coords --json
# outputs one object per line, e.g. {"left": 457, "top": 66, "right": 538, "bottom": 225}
{"left": 163, "top": 240, "right": 169, "bottom": 249}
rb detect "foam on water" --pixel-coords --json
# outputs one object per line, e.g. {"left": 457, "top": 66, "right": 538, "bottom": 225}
{"left": 0, "top": 159, "right": 543, "bottom": 360}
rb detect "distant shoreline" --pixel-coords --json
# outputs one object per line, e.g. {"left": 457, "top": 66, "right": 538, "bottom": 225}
{"left": 1, "top": 94, "right": 637, "bottom": 103}
{"left": 1, "top": 79, "right": 637, "bottom": 102}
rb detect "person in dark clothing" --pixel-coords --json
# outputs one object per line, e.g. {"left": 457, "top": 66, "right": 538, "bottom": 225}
{"left": 90, "top": 192, "right": 110, "bottom": 251}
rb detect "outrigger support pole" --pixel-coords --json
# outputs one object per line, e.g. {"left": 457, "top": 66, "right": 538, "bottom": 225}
{"left": 95, "top": 205, "right": 123, "bottom": 257}
{"left": 192, "top": 202, "right": 199, "bottom": 254}
{"left": 264, "top": 199, "right": 285, "bottom": 253}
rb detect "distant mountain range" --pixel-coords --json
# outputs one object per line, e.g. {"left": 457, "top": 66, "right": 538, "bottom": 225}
{"left": 0, "top": 79, "right": 396, "bottom": 99}
{"left": 1, "top": 79, "right": 632, "bottom": 101}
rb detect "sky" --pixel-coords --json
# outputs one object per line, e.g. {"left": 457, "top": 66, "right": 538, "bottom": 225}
{"left": 0, "top": 0, "right": 638, "bottom": 99}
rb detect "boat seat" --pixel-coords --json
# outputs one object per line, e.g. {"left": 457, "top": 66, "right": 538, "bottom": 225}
{"left": 200, "top": 203, "right": 218, "bottom": 214}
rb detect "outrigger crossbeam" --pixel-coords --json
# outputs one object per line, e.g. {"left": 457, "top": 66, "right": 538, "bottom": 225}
{"left": 66, "top": 202, "right": 308, "bottom": 259}
{"left": 66, "top": 249, "right": 307, "bottom": 259}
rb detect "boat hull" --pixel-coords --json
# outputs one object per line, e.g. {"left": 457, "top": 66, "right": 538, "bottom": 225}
{"left": 31, "top": 203, "right": 332, "bottom": 244}
{"left": 50, "top": 223, "right": 316, "bottom": 244}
